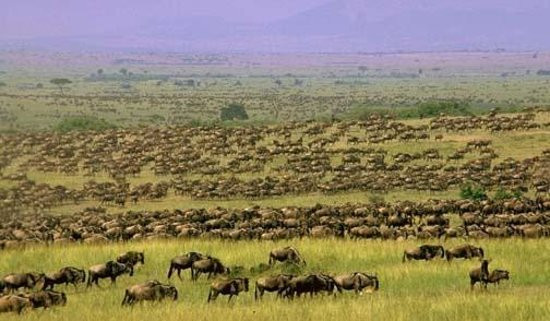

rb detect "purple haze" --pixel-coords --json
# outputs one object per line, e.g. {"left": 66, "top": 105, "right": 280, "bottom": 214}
{"left": 1, "top": 0, "right": 549, "bottom": 52}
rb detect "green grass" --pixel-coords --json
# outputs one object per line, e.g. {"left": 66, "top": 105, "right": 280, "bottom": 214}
{"left": 1, "top": 238, "right": 549, "bottom": 321}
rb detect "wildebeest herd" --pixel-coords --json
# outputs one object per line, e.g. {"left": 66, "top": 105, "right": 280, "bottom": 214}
{"left": 0, "top": 112, "right": 548, "bottom": 216}
{"left": 1, "top": 243, "right": 510, "bottom": 314}
{"left": 1, "top": 197, "right": 549, "bottom": 248}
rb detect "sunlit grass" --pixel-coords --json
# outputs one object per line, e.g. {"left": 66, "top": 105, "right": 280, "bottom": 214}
{"left": 1, "top": 238, "right": 549, "bottom": 321}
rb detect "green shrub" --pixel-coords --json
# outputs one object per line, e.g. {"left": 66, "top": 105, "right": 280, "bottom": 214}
{"left": 220, "top": 103, "right": 249, "bottom": 121}
{"left": 459, "top": 183, "right": 487, "bottom": 201}
{"left": 54, "top": 116, "right": 117, "bottom": 133}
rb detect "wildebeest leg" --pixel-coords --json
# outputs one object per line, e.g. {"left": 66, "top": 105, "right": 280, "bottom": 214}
{"left": 470, "top": 279, "right": 476, "bottom": 290}
{"left": 207, "top": 290, "right": 217, "bottom": 302}
{"left": 177, "top": 268, "right": 182, "bottom": 281}
{"left": 227, "top": 294, "right": 234, "bottom": 302}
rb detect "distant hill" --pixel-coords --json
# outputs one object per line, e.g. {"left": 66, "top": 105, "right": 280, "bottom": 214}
{"left": 2, "top": 0, "right": 549, "bottom": 52}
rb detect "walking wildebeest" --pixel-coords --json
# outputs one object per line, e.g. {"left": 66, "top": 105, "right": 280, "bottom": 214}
{"left": 402, "top": 245, "right": 445, "bottom": 262}
{"left": 333, "top": 272, "right": 379, "bottom": 294}
{"left": 117, "top": 251, "right": 145, "bottom": 268}
{"left": 42, "top": 267, "right": 86, "bottom": 290}
{"left": 207, "top": 278, "right": 249, "bottom": 302}
{"left": 87, "top": 261, "right": 133, "bottom": 287}
{"left": 167, "top": 252, "right": 207, "bottom": 280}
{"left": 269, "top": 247, "right": 306, "bottom": 265}
{"left": 121, "top": 280, "right": 178, "bottom": 306}
{"left": 254, "top": 274, "right": 295, "bottom": 300}
{"left": 446, "top": 244, "right": 484, "bottom": 261}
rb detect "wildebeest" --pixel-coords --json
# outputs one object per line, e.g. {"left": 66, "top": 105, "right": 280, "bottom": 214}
{"left": 0, "top": 295, "right": 32, "bottom": 314}
{"left": 446, "top": 244, "right": 484, "bottom": 261}
{"left": 21, "top": 290, "right": 67, "bottom": 309}
{"left": 87, "top": 261, "right": 133, "bottom": 287}
{"left": 488, "top": 269, "right": 510, "bottom": 285}
{"left": 269, "top": 247, "right": 306, "bottom": 265}
{"left": 207, "top": 277, "right": 249, "bottom": 302}
{"left": 121, "top": 280, "right": 178, "bottom": 306}
{"left": 167, "top": 252, "right": 206, "bottom": 280}
{"left": 2, "top": 273, "right": 45, "bottom": 293}
{"left": 402, "top": 245, "right": 445, "bottom": 262}
{"left": 282, "top": 274, "right": 336, "bottom": 298}
{"left": 42, "top": 267, "right": 86, "bottom": 290}
{"left": 117, "top": 251, "right": 145, "bottom": 268}
{"left": 191, "top": 257, "right": 229, "bottom": 281}
{"left": 469, "top": 259, "right": 490, "bottom": 290}
{"left": 333, "top": 272, "right": 379, "bottom": 294}
{"left": 254, "top": 274, "right": 295, "bottom": 300}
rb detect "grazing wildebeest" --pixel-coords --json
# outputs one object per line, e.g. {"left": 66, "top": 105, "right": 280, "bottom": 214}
{"left": 403, "top": 244, "right": 445, "bottom": 262}
{"left": 191, "top": 257, "right": 229, "bottom": 281}
{"left": 117, "top": 251, "right": 145, "bottom": 268}
{"left": 269, "top": 247, "right": 306, "bottom": 266}
{"left": 121, "top": 280, "right": 178, "bottom": 306}
{"left": 42, "top": 267, "right": 86, "bottom": 290}
{"left": 207, "top": 278, "right": 249, "bottom": 302}
{"left": 446, "top": 244, "right": 484, "bottom": 261}
{"left": 167, "top": 252, "right": 206, "bottom": 280}
{"left": 254, "top": 274, "right": 295, "bottom": 300}
{"left": 333, "top": 272, "right": 379, "bottom": 294}
{"left": 2, "top": 273, "right": 45, "bottom": 293}
{"left": 87, "top": 261, "right": 133, "bottom": 287}
{"left": 488, "top": 269, "right": 510, "bottom": 285}
{"left": 0, "top": 295, "right": 32, "bottom": 314}
{"left": 469, "top": 259, "right": 490, "bottom": 290}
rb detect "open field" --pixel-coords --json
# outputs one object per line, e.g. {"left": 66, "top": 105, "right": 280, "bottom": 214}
{"left": 1, "top": 51, "right": 550, "bottom": 131}
{"left": 2, "top": 238, "right": 550, "bottom": 321}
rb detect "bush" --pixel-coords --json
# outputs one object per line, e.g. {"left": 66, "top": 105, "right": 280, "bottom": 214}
{"left": 54, "top": 116, "right": 117, "bottom": 133}
{"left": 415, "top": 100, "right": 472, "bottom": 118}
{"left": 459, "top": 183, "right": 487, "bottom": 201}
{"left": 220, "top": 103, "right": 249, "bottom": 121}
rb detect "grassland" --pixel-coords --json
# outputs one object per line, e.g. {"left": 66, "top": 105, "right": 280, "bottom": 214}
{"left": 1, "top": 51, "right": 550, "bottom": 131}
{"left": 1, "top": 238, "right": 549, "bottom": 321}
{"left": 1, "top": 51, "right": 549, "bottom": 320}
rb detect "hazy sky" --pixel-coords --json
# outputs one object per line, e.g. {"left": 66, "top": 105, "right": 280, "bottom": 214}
{"left": 1, "top": 0, "right": 330, "bottom": 38}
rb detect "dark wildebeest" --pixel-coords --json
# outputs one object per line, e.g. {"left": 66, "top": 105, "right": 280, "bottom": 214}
{"left": 121, "top": 280, "right": 178, "bottom": 306}
{"left": 42, "top": 267, "right": 86, "bottom": 290}
{"left": 117, "top": 251, "right": 145, "bottom": 268}
{"left": 268, "top": 247, "right": 306, "bottom": 266}
{"left": 469, "top": 259, "right": 490, "bottom": 290}
{"left": 21, "top": 290, "right": 67, "bottom": 309}
{"left": 254, "top": 274, "right": 295, "bottom": 300}
{"left": 283, "top": 274, "right": 336, "bottom": 299}
{"left": 402, "top": 245, "right": 445, "bottom": 262}
{"left": 0, "top": 295, "right": 32, "bottom": 314}
{"left": 488, "top": 269, "right": 510, "bottom": 286}
{"left": 207, "top": 278, "right": 249, "bottom": 302}
{"left": 167, "top": 252, "right": 207, "bottom": 280}
{"left": 446, "top": 244, "right": 484, "bottom": 261}
{"left": 333, "top": 272, "right": 379, "bottom": 294}
{"left": 87, "top": 261, "right": 133, "bottom": 287}
{"left": 2, "top": 273, "right": 45, "bottom": 293}
{"left": 191, "top": 257, "right": 229, "bottom": 281}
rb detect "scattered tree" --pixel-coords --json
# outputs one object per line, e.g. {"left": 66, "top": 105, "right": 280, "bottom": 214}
{"left": 119, "top": 68, "right": 128, "bottom": 77}
{"left": 50, "top": 78, "right": 72, "bottom": 95}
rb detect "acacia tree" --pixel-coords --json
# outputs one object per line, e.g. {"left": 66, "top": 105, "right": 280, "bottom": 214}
{"left": 50, "top": 78, "right": 72, "bottom": 95}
